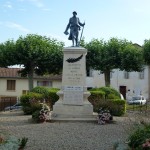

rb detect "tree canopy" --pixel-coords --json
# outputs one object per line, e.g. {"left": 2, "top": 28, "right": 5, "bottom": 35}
{"left": 84, "top": 38, "right": 144, "bottom": 86}
{"left": 0, "top": 34, "right": 64, "bottom": 91}
{"left": 0, "top": 40, "right": 16, "bottom": 67}
{"left": 143, "top": 39, "right": 150, "bottom": 65}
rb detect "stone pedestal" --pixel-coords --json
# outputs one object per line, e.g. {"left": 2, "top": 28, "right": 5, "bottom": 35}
{"left": 52, "top": 47, "right": 94, "bottom": 121}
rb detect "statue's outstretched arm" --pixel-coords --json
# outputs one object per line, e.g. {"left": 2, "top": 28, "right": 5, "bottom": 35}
{"left": 78, "top": 18, "right": 85, "bottom": 27}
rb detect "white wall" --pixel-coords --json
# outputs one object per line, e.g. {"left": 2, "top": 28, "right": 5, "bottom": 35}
{"left": 0, "top": 78, "right": 62, "bottom": 98}
{"left": 86, "top": 66, "right": 149, "bottom": 99}
{"left": 0, "top": 66, "right": 149, "bottom": 99}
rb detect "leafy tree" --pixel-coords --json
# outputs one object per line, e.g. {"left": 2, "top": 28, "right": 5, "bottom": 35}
{"left": 119, "top": 43, "right": 144, "bottom": 71}
{"left": 143, "top": 39, "right": 150, "bottom": 65}
{"left": 0, "top": 40, "right": 16, "bottom": 67}
{"left": 1, "top": 34, "right": 63, "bottom": 91}
{"left": 85, "top": 38, "right": 144, "bottom": 87}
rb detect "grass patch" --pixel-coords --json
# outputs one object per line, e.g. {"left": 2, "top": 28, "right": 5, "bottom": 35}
{"left": 126, "top": 103, "right": 150, "bottom": 111}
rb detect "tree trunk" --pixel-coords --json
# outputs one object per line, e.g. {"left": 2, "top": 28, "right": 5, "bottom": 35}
{"left": 104, "top": 70, "right": 111, "bottom": 87}
{"left": 28, "top": 65, "right": 34, "bottom": 91}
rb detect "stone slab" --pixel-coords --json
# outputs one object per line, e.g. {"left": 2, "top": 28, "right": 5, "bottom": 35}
{"left": 63, "top": 86, "right": 83, "bottom": 105}
{"left": 62, "top": 47, "right": 87, "bottom": 86}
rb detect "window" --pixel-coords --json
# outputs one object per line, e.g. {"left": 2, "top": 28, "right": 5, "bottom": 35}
{"left": 124, "top": 71, "right": 129, "bottom": 79}
{"left": 7, "top": 80, "right": 16, "bottom": 90}
{"left": 37, "top": 81, "right": 52, "bottom": 87}
{"left": 139, "top": 69, "right": 144, "bottom": 79}
{"left": 87, "top": 69, "right": 93, "bottom": 77}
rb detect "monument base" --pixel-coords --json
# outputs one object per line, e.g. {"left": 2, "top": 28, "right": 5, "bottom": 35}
{"left": 52, "top": 100, "right": 96, "bottom": 122}
{"left": 51, "top": 47, "right": 96, "bottom": 122}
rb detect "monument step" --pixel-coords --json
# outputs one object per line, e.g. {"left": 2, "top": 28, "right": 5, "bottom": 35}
{"left": 51, "top": 112, "right": 98, "bottom": 122}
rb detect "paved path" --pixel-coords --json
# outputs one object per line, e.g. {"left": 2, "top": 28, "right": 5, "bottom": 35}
{"left": 0, "top": 111, "right": 148, "bottom": 150}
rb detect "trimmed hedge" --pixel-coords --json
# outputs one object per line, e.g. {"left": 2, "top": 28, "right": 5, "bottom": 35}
{"left": 106, "top": 99, "right": 126, "bottom": 116}
{"left": 48, "top": 88, "right": 59, "bottom": 109}
{"left": 30, "top": 86, "right": 49, "bottom": 99}
{"left": 30, "top": 86, "right": 59, "bottom": 109}
{"left": 90, "top": 87, "right": 121, "bottom": 99}
{"left": 88, "top": 87, "right": 126, "bottom": 116}
{"left": 88, "top": 91, "right": 105, "bottom": 112}
{"left": 20, "top": 92, "right": 43, "bottom": 114}
{"left": 20, "top": 92, "right": 43, "bottom": 107}
{"left": 20, "top": 87, "right": 60, "bottom": 114}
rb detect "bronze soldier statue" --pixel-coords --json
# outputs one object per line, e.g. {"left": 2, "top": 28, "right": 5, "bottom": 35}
{"left": 64, "top": 11, "right": 85, "bottom": 47}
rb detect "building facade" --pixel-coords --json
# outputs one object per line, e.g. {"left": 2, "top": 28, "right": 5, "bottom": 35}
{"left": 86, "top": 66, "right": 150, "bottom": 100}
{"left": 0, "top": 68, "right": 62, "bottom": 110}
{"left": 0, "top": 67, "right": 150, "bottom": 103}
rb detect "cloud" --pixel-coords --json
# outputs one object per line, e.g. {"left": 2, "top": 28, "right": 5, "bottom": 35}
{"left": 28, "top": 0, "right": 44, "bottom": 8}
{"left": 45, "top": 33, "right": 70, "bottom": 46}
{"left": 6, "top": 22, "right": 30, "bottom": 33}
{"left": 3, "top": 1, "right": 13, "bottom": 9}
{"left": 42, "top": 8, "right": 51, "bottom": 12}
{"left": 28, "top": 0, "right": 51, "bottom": 12}
{"left": 124, "top": 0, "right": 150, "bottom": 16}
{"left": 133, "top": 8, "right": 150, "bottom": 16}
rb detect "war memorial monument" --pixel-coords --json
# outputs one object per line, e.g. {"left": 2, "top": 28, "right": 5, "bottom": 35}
{"left": 52, "top": 11, "right": 94, "bottom": 121}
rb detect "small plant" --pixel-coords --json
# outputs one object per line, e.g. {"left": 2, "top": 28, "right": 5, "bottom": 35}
{"left": 0, "top": 136, "right": 28, "bottom": 150}
{"left": 97, "top": 107, "right": 113, "bottom": 125}
{"left": 128, "top": 123, "right": 150, "bottom": 149}
{"left": 32, "top": 103, "right": 50, "bottom": 123}
{"left": 18, "top": 137, "right": 28, "bottom": 150}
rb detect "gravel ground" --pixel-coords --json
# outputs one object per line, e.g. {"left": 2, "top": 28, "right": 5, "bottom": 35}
{"left": 0, "top": 110, "right": 148, "bottom": 150}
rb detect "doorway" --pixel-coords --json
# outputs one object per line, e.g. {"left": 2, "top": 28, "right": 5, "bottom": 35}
{"left": 119, "top": 86, "right": 126, "bottom": 99}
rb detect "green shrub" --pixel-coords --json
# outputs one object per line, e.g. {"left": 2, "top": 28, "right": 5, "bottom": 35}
{"left": 0, "top": 136, "right": 28, "bottom": 150}
{"left": 30, "top": 87, "right": 59, "bottom": 109}
{"left": 107, "top": 94, "right": 120, "bottom": 99}
{"left": 31, "top": 102, "right": 43, "bottom": 113}
{"left": 22, "top": 106, "right": 32, "bottom": 115}
{"left": 20, "top": 92, "right": 43, "bottom": 106}
{"left": 32, "top": 110, "right": 40, "bottom": 122}
{"left": 48, "top": 88, "right": 59, "bottom": 109}
{"left": 88, "top": 91, "right": 105, "bottom": 112}
{"left": 20, "top": 92, "right": 43, "bottom": 114}
{"left": 18, "top": 137, "right": 28, "bottom": 149}
{"left": 32, "top": 103, "right": 50, "bottom": 123}
{"left": 99, "top": 87, "right": 120, "bottom": 98}
{"left": 106, "top": 99, "right": 126, "bottom": 116}
{"left": 88, "top": 87, "right": 125, "bottom": 115}
{"left": 31, "top": 86, "right": 49, "bottom": 99}
{"left": 89, "top": 86, "right": 121, "bottom": 99}
{"left": 88, "top": 88, "right": 126, "bottom": 116}
{"left": 128, "top": 124, "right": 150, "bottom": 149}
{"left": 96, "top": 99, "right": 125, "bottom": 116}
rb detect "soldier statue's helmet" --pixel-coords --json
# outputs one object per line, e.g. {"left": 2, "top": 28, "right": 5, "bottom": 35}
{"left": 73, "top": 11, "right": 77, "bottom": 15}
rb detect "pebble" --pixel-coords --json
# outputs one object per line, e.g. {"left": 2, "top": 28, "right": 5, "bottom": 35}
{"left": 0, "top": 111, "right": 140, "bottom": 150}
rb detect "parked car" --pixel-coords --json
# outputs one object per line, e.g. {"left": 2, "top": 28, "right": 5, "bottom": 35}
{"left": 127, "top": 95, "right": 146, "bottom": 105}
{"left": 4, "top": 103, "right": 22, "bottom": 111}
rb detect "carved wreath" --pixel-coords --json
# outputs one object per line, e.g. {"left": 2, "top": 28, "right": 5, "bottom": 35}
{"left": 66, "top": 54, "right": 83, "bottom": 63}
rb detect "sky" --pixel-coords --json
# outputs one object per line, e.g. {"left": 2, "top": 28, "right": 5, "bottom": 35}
{"left": 1, "top": 0, "right": 150, "bottom": 47}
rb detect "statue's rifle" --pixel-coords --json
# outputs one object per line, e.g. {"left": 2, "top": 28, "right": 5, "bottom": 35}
{"left": 79, "top": 22, "right": 85, "bottom": 46}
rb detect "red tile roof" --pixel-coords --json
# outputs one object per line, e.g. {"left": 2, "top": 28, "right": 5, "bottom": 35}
{"left": 0, "top": 68, "right": 62, "bottom": 80}
{"left": 0, "top": 68, "right": 21, "bottom": 77}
